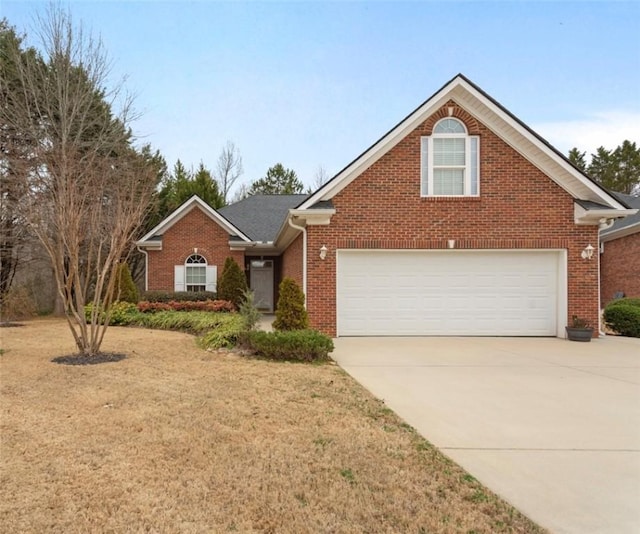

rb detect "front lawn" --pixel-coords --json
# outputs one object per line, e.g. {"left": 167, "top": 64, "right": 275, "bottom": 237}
{"left": 0, "top": 319, "right": 544, "bottom": 533}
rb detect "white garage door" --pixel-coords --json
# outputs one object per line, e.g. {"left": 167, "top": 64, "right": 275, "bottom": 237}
{"left": 337, "top": 250, "right": 562, "bottom": 336}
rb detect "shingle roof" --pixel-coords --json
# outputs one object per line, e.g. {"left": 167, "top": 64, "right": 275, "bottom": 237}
{"left": 601, "top": 193, "right": 640, "bottom": 236}
{"left": 218, "top": 194, "right": 309, "bottom": 242}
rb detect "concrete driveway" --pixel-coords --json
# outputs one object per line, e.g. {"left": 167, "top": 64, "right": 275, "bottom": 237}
{"left": 332, "top": 335, "right": 640, "bottom": 534}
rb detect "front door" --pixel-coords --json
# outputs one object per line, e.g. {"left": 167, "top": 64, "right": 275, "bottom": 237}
{"left": 250, "top": 260, "right": 274, "bottom": 312}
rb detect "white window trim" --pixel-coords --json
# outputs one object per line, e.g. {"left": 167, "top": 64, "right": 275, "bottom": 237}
{"left": 421, "top": 119, "right": 480, "bottom": 197}
{"left": 176, "top": 254, "right": 217, "bottom": 293}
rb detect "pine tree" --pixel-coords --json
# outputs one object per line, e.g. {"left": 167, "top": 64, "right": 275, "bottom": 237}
{"left": 115, "top": 262, "right": 139, "bottom": 303}
{"left": 273, "top": 277, "right": 309, "bottom": 331}
{"left": 217, "top": 257, "right": 247, "bottom": 308}
{"left": 248, "top": 163, "right": 303, "bottom": 195}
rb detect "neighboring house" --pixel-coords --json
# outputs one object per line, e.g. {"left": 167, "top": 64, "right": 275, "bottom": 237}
{"left": 137, "top": 74, "right": 635, "bottom": 337}
{"left": 600, "top": 192, "right": 640, "bottom": 307}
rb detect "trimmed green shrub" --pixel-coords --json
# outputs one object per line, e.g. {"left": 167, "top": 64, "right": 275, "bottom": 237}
{"left": 134, "top": 310, "right": 240, "bottom": 335}
{"left": 115, "top": 263, "right": 139, "bottom": 303}
{"left": 198, "top": 314, "right": 245, "bottom": 349}
{"left": 246, "top": 329, "right": 334, "bottom": 362}
{"left": 108, "top": 301, "right": 140, "bottom": 325}
{"left": 141, "top": 291, "right": 218, "bottom": 303}
{"left": 603, "top": 303, "right": 640, "bottom": 338}
{"left": 84, "top": 301, "right": 139, "bottom": 326}
{"left": 137, "top": 300, "right": 234, "bottom": 313}
{"left": 217, "top": 257, "right": 248, "bottom": 308}
{"left": 273, "top": 277, "right": 308, "bottom": 331}
{"left": 606, "top": 297, "right": 640, "bottom": 309}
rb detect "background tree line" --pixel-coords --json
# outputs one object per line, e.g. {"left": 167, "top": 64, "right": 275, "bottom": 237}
{"left": 568, "top": 140, "right": 640, "bottom": 196}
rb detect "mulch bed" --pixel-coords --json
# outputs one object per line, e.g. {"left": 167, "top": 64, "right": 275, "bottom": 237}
{"left": 51, "top": 352, "right": 127, "bottom": 365}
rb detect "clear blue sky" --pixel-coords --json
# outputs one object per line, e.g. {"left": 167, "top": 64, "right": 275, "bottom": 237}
{"left": 4, "top": 1, "right": 640, "bottom": 194}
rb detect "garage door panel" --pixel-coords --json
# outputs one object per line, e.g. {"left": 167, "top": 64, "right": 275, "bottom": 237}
{"left": 337, "top": 250, "right": 559, "bottom": 336}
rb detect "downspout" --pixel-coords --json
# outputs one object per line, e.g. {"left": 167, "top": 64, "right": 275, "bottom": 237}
{"left": 287, "top": 216, "right": 307, "bottom": 301}
{"left": 137, "top": 246, "right": 149, "bottom": 291}
{"left": 597, "top": 219, "right": 614, "bottom": 337}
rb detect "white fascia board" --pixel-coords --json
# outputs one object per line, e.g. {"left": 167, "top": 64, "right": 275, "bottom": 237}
{"left": 300, "top": 75, "right": 625, "bottom": 211}
{"left": 135, "top": 240, "right": 162, "bottom": 250}
{"left": 137, "top": 195, "right": 251, "bottom": 245}
{"left": 600, "top": 220, "right": 640, "bottom": 242}
{"left": 451, "top": 79, "right": 626, "bottom": 209}
{"left": 299, "top": 88, "right": 455, "bottom": 209}
{"left": 272, "top": 208, "right": 336, "bottom": 250}
{"left": 574, "top": 203, "right": 638, "bottom": 225}
{"left": 289, "top": 208, "right": 336, "bottom": 225}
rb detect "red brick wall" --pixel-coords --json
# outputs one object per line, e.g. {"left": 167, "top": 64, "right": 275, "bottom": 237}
{"left": 305, "top": 101, "right": 600, "bottom": 336}
{"left": 600, "top": 233, "right": 640, "bottom": 306}
{"left": 147, "top": 206, "right": 245, "bottom": 291}
{"left": 281, "top": 234, "right": 303, "bottom": 289}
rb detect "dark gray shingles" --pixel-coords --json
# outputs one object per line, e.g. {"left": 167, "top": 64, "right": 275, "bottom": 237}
{"left": 601, "top": 193, "right": 640, "bottom": 235}
{"left": 218, "top": 194, "right": 309, "bottom": 242}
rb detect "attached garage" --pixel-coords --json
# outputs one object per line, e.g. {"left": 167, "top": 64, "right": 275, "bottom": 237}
{"left": 336, "top": 250, "right": 566, "bottom": 337}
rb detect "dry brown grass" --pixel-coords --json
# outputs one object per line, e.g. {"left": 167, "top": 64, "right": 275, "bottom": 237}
{"left": 0, "top": 318, "right": 545, "bottom": 533}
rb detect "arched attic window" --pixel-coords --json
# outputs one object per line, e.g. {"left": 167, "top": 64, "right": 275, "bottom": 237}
{"left": 421, "top": 117, "right": 479, "bottom": 196}
{"left": 174, "top": 253, "right": 217, "bottom": 293}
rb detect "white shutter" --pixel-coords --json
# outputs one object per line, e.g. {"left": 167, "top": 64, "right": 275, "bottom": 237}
{"left": 206, "top": 266, "right": 217, "bottom": 293}
{"left": 174, "top": 265, "right": 185, "bottom": 291}
{"left": 420, "top": 136, "right": 429, "bottom": 195}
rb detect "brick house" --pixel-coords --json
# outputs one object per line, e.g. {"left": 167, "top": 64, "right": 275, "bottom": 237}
{"left": 137, "top": 74, "right": 635, "bottom": 337}
{"left": 600, "top": 193, "right": 640, "bottom": 307}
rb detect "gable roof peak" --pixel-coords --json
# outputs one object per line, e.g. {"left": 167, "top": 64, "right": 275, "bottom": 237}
{"left": 298, "top": 75, "right": 626, "bottom": 211}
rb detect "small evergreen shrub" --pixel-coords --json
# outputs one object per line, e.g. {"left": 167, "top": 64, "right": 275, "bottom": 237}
{"left": 141, "top": 291, "right": 218, "bottom": 303}
{"left": 604, "top": 302, "right": 640, "bottom": 338}
{"left": 238, "top": 289, "right": 262, "bottom": 331}
{"left": 84, "top": 301, "right": 139, "bottom": 326}
{"left": 108, "top": 301, "right": 140, "bottom": 325}
{"left": 137, "top": 299, "right": 234, "bottom": 313}
{"left": 606, "top": 297, "right": 640, "bottom": 309}
{"left": 217, "top": 257, "right": 248, "bottom": 309}
{"left": 115, "top": 263, "right": 139, "bottom": 303}
{"left": 246, "top": 329, "right": 334, "bottom": 362}
{"left": 198, "top": 314, "right": 245, "bottom": 349}
{"left": 273, "top": 277, "right": 308, "bottom": 331}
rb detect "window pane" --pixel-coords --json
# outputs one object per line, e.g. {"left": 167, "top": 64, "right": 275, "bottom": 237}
{"left": 434, "top": 118, "right": 465, "bottom": 134}
{"left": 186, "top": 266, "right": 206, "bottom": 284}
{"left": 434, "top": 169, "right": 464, "bottom": 195}
{"left": 434, "top": 138, "right": 465, "bottom": 165}
{"left": 186, "top": 254, "right": 206, "bottom": 264}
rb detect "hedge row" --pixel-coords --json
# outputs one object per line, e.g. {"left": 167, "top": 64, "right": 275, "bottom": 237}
{"left": 137, "top": 300, "right": 234, "bottom": 313}
{"left": 141, "top": 291, "right": 218, "bottom": 303}
{"left": 243, "top": 330, "right": 334, "bottom": 362}
{"left": 603, "top": 298, "right": 640, "bottom": 338}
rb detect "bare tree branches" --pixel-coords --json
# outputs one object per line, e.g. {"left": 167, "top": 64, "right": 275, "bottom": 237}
{"left": 214, "top": 140, "right": 243, "bottom": 204}
{"left": 2, "top": 7, "right": 155, "bottom": 356}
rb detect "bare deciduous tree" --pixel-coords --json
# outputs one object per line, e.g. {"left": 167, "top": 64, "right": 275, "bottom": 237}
{"left": 311, "top": 164, "right": 330, "bottom": 190}
{"left": 1, "top": 7, "right": 156, "bottom": 356}
{"left": 214, "top": 140, "right": 243, "bottom": 204}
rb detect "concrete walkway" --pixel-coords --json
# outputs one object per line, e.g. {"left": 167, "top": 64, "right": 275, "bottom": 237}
{"left": 332, "top": 335, "right": 640, "bottom": 534}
